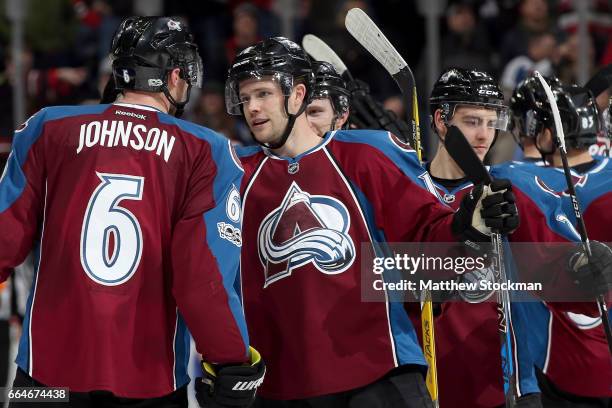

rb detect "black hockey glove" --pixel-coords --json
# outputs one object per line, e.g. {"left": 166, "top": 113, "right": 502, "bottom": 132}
{"left": 453, "top": 179, "right": 519, "bottom": 244}
{"left": 195, "top": 347, "right": 265, "bottom": 408}
{"left": 348, "top": 78, "right": 413, "bottom": 143}
{"left": 568, "top": 241, "right": 612, "bottom": 297}
{"left": 515, "top": 393, "right": 543, "bottom": 408}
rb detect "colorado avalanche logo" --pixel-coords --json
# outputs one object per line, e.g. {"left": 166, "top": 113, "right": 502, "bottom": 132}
{"left": 258, "top": 182, "right": 355, "bottom": 287}
{"left": 565, "top": 312, "right": 601, "bottom": 330}
{"left": 535, "top": 175, "right": 588, "bottom": 197}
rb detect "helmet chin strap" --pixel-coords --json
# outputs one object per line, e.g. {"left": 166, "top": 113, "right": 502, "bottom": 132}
{"left": 162, "top": 83, "right": 192, "bottom": 118}
{"left": 251, "top": 96, "right": 308, "bottom": 150}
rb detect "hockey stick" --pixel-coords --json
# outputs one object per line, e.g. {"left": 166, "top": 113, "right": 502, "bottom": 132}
{"left": 444, "top": 125, "right": 517, "bottom": 407}
{"left": 535, "top": 72, "right": 612, "bottom": 356}
{"left": 344, "top": 8, "right": 422, "bottom": 159}
{"left": 302, "top": 34, "right": 411, "bottom": 139}
{"left": 344, "top": 9, "right": 437, "bottom": 406}
{"left": 302, "top": 34, "right": 354, "bottom": 81}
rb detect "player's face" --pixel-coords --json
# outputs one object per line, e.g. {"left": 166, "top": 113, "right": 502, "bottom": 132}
{"left": 306, "top": 98, "right": 336, "bottom": 137}
{"left": 239, "top": 78, "right": 288, "bottom": 145}
{"left": 450, "top": 106, "right": 498, "bottom": 161}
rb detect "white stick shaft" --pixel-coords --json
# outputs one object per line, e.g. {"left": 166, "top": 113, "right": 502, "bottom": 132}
{"left": 534, "top": 71, "right": 567, "bottom": 152}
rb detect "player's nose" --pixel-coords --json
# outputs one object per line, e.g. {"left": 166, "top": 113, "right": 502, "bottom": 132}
{"left": 244, "top": 98, "right": 262, "bottom": 114}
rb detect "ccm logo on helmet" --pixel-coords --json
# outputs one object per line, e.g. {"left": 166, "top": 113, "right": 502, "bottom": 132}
{"left": 232, "top": 377, "right": 264, "bottom": 391}
{"left": 478, "top": 89, "right": 499, "bottom": 96}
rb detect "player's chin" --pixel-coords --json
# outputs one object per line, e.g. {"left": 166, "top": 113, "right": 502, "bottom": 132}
{"left": 473, "top": 148, "right": 489, "bottom": 160}
{"left": 252, "top": 131, "right": 278, "bottom": 146}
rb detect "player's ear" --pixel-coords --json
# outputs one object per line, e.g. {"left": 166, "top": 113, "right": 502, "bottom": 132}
{"left": 336, "top": 111, "right": 350, "bottom": 130}
{"left": 434, "top": 109, "right": 447, "bottom": 138}
{"left": 291, "top": 83, "right": 307, "bottom": 112}
{"left": 168, "top": 68, "right": 182, "bottom": 88}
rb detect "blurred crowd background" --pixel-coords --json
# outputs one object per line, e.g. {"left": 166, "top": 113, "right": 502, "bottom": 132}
{"left": 0, "top": 0, "right": 609, "bottom": 405}
{"left": 0, "top": 0, "right": 610, "bottom": 160}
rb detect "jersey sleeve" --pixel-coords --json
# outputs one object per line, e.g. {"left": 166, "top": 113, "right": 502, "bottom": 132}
{"left": 361, "top": 134, "right": 456, "bottom": 243}
{"left": 492, "top": 166, "right": 602, "bottom": 314}
{"left": 171, "top": 138, "right": 249, "bottom": 364}
{"left": 0, "top": 110, "right": 47, "bottom": 282}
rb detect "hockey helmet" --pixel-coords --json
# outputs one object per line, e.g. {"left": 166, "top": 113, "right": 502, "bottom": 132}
{"left": 430, "top": 67, "right": 508, "bottom": 131}
{"left": 310, "top": 60, "right": 350, "bottom": 116}
{"left": 110, "top": 16, "right": 203, "bottom": 116}
{"left": 225, "top": 37, "right": 314, "bottom": 115}
{"left": 225, "top": 37, "right": 314, "bottom": 149}
{"left": 510, "top": 74, "right": 600, "bottom": 150}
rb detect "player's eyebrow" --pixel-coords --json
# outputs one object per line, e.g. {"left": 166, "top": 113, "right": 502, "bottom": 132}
{"left": 239, "top": 85, "right": 275, "bottom": 97}
{"left": 461, "top": 114, "right": 497, "bottom": 122}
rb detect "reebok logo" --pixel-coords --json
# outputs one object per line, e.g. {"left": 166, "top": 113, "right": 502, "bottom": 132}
{"left": 231, "top": 377, "right": 264, "bottom": 391}
{"left": 115, "top": 110, "right": 147, "bottom": 120}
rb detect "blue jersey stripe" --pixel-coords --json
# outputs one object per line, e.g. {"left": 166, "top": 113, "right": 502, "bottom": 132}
{"left": 235, "top": 144, "right": 262, "bottom": 159}
{"left": 349, "top": 181, "right": 426, "bottom": 367}
{"left": 174, "top": 312, "right": 191, "bottom": 389}
{"left": 491, "top": 164, "right": 581, "bottom": 242}
{"left": 158, "top": 114, "right": 249, "bottom": 355}
{"left": 333, "top": 130, "right": 427, "bottom": 186}
{"left": 16, "top": 242, "right": 41, "bottom": 372}
{"left": 202, "top": 148, "right": 249, "bottom": 355}
{"left": 0, "top": 105, "right": 110, "bottom": 212}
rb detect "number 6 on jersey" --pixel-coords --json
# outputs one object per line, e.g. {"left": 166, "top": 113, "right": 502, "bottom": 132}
{"left": 80, "top": 173, "right": 144, "bottom": 286}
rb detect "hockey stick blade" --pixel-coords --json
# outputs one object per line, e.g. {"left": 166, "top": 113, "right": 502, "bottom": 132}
{"left": 302, "top": 34, "right": 351, "bottom": 79}
{"left": 345, "top": 8, "right": 419, "bottom": 150}
{"left": 345, "top": 8, "right": 407, "bottom": 75}
{"left": 345, "top": 8, "right": 415, "bottom": 92}
{"left": 443, "top": 126, "right": 492, "bottom": 185}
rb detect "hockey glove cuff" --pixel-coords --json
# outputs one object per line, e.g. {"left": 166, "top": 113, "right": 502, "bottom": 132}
{"left": 453, "top": 179, "right": 519, "bottom": 244}
{"left": 195, "top": 346, "right": 266, "bottom": 408}
{"left": 568, "top": 241, "right": 612, "bottom": 297}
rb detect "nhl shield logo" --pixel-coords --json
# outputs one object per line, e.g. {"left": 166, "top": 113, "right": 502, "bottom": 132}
{"left": 258, "top": 181, "right": 355, "bottom": 287}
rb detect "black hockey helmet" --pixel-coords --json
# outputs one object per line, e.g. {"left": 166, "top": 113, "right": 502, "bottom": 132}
{"left": 510, "top": 74, "right": 599, "bottom": 150}
{"left": 311, "top": 60, "right": 350, "bottom": 116}
{"left": 430, "top": 67, "right": 509, "bottom": 131}
{"left": 225, "top": 37, "right": 314, "bottom": 149}
{"left": 509, "top": 74, "right": 561, "bottom": 146}
{"left": 556, "top": 84, "right": 600, "bottom": 149}
{"left": 110, "top": 16, "right": 203, "bottom": 117}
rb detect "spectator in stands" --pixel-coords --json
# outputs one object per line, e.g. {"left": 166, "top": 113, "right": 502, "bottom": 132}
{"left": 501, "top": 31, "right": 556, "bottom": 97}
{"left": 500, "top": 0, "right": 559, "bottom": 66}
{"left": 441, "top": 1, "right": 494, "bottom": 73}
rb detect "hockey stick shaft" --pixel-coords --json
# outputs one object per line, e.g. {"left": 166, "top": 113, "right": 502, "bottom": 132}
{"left": 535, "top": 72, "right": 612, "bottom": 356}
{"left": 444, "top": 126, "right": 516, "bottom": 407}
{"left": 492, "top": 232, "right": 516, "bottom": 408}
{"left": 344, "top": 8, "right": 437, "bottom": 405}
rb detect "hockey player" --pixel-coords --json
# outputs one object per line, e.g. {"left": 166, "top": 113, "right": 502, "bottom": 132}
{"left": 510, "top": 76, "right": 612, "bottom": 407}
{"left": 225, "top": 37, "right": 520, "bottom": 407}
{"left": 0, "top": 16, "right": 264, "bottom": 407}
{"left": 305, "top": 60, "right": 351, "bottom": 137}
{"left": 420, "top": 67, "right": 612, "bottom": 408}
{"left": 584, "top": 64, "right": 611, "bottom": 157}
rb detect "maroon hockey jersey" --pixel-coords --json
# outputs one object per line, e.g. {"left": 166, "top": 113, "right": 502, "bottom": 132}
{"left": 237, "top": 129, "right": 456, "bottom": 399}
{"left": 0, "top": 102, "right": 249, "bottom": 398}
